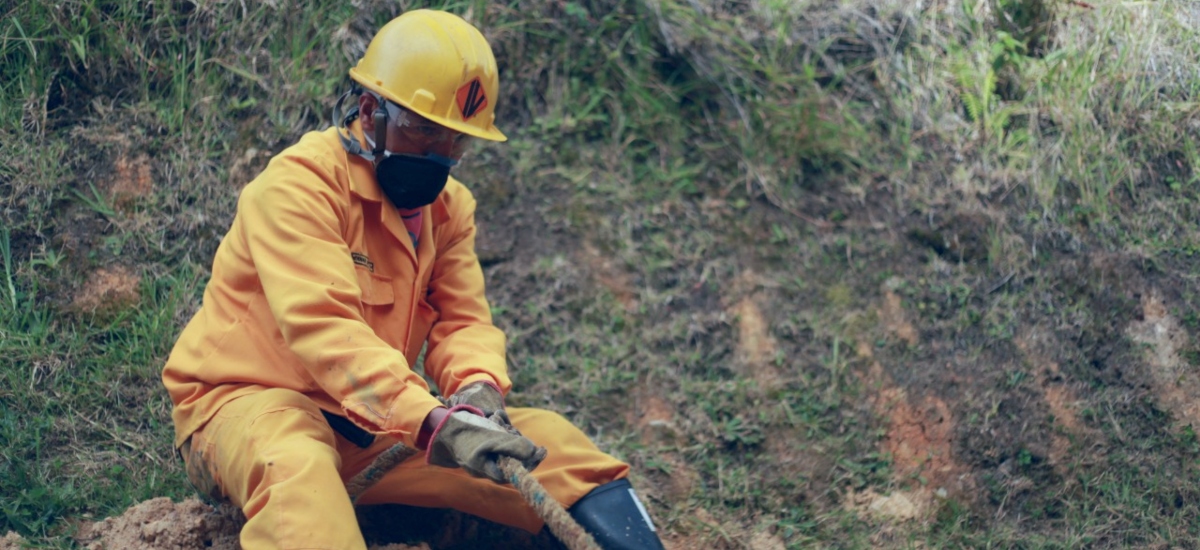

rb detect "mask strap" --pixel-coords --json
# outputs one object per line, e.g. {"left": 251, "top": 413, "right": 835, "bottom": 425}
{"left": 373, "top": 105, "right": 388, "bottom": 157}
{"left": 335, "top": 87, "right": 393, "bottom": 162}
{"left": 333, "top": 85, "right": 369, "bottom": 158}
{"left": 336, "top": 90, "right": 456, "bottom": 168}
{"left": 422, "top": 152, "right": 459, "bottom": 168}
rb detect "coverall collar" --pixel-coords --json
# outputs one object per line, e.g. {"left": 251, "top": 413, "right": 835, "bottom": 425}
{"left": 343, "top": 121, "right": 429, "bottom": 264}
{"left": 345, "top": 120, "right": 384, "bottom": 202}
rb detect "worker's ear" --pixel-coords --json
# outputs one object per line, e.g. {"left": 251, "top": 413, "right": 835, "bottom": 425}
{"left": 359, "top": 93, "right": 379, "bottom": 133}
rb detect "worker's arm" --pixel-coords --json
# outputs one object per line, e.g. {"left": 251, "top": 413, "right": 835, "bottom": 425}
{"left": 423, "top": 185, "right": 512, "bottom": 398}
{"left": 239, "top": 147, "right": 442, "bottom": 448}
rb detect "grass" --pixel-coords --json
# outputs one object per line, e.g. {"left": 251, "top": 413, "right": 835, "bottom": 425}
{"left": 3, "top": 0, "right": 1200, "bottom": 548}
{"left": 0, "top": 259, "right": 200, "bottom": 537}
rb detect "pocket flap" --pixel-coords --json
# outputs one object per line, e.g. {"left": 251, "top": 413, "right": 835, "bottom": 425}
{"left": 355, "top": 269, "right": 395, "bottom": 306}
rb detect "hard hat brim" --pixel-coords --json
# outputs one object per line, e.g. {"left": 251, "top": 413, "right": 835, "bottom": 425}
{"left": 352, "top": 73, "right": 508, "bottom": 143}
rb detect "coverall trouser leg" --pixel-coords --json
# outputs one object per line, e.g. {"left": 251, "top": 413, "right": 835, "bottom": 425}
{"left": 345, "top": 406, "right": 630, "bottom": 533}
{"left": 185, "top": 388, "right": 364, "bottom": 550}
{"left": 184, "top": 388, "right": 629, "bottom": 549}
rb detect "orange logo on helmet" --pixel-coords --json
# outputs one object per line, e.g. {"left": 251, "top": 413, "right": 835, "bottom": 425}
{"left": 456, "top": 78, "right": 489, "bottom": 120}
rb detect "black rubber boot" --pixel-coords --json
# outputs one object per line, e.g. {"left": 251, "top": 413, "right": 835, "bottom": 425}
{"left": 568, "top": 479, "right": 666, "bottom": 550}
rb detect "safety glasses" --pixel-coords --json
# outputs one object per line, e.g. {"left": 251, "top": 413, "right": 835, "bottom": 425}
{"left": 380, "top": 100, "right": 472, "bottom": 160}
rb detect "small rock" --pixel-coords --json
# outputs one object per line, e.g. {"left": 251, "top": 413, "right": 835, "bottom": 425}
{"left": 868, "top": 492, "right": 919, "bottom": 520}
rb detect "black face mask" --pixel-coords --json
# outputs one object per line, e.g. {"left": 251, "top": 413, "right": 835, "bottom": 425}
{"left": 375, "top": 152, "right": 455, "bottom": 210}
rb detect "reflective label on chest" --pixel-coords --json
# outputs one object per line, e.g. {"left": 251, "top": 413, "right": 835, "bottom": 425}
{"left": 351, "top": 252, "right": 375, "bottom": 272}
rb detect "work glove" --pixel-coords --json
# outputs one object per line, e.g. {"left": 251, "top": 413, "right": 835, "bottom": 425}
{"left": 427, "top": 405, "right": 547, "bottom": 484}
{"left": 446, "top": 381, "right": 510, "bottom": 427}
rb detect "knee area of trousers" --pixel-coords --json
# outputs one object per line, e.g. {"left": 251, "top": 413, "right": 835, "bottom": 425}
{"left": 250, "top": 388, "right": 324, "bottom": 415}
{"left": 243, "top": 408, "right": 340, "bottom": 474}
{"left": 244, "top": 395, "right": 336, "bottom": 445}
{"left": 249, "top": 438, "right": 340, "bottom": 478}
{"left": 513, "top": 408, "right": 576, "bottom": 431}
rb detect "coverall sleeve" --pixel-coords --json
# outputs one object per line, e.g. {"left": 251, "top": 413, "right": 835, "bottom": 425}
{"left": 238, "top": 150, "right": 442, "bottom": 447}
{"left": 423, "top": 190, "right": 512, "bottom": 398}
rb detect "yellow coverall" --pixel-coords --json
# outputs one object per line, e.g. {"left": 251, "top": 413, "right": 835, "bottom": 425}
{"left": 162, "top": 125, "right": 628, "bottom": 549}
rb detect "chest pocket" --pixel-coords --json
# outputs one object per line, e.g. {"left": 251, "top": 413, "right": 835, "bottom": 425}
{"left": 355, "top": 268, "right": 395, "bottom": 307}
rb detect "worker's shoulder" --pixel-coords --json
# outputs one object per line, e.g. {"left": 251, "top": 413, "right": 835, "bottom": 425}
{"left": 440, "top": 176, "right": 477, "bottom": 209}
{"left": 273, "top": 127, "right": 345, "bottom": 168}
{"left": 434, "top": 176, "right": 478, "bottom": 224}
{"left": 243, "top": 127, "right": 349, "bottom": 196}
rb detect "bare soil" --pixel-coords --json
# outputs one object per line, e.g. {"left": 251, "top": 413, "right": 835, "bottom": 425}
{"left": 38, "top": 164, "right": 1200, "bottom": 547}
{"left": 0, "top": 158, "right": 1186, "bottom": 550}
{"left": 15, "top": 24, "right": 1200, "bottom": 545}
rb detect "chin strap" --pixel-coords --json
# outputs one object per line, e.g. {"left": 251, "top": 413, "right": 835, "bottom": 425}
{"left": 334, "top": 87, "right": 459, "bottom": 169}
{"left": 372, "top": 105, "right": 387, "bottom": 157}
{"left": 334, "top": 86, "right": 389, "bottom": 162}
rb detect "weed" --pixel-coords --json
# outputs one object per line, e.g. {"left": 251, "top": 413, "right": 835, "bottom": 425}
{"left": 3, "top": 0, "right": 1200, "bottom": 547}
{"left": 0, "top": 228, "right": 16, "bottom": 310}
{"left": 70, "top": 182, "right": 116, "bottom": 219}
{"left": 990, "top": 0, "right": 1056, "bottom": 56}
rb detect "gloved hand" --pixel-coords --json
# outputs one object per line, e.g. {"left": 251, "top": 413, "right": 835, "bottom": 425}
{"left": 427, "top": 405, "right": 546, "bottom": 483}
{"left": 446, "top": 381, "right": 510, "bottom": 427}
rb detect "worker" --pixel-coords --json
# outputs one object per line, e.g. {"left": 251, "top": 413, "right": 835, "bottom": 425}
{"left": 161, "top": 9, "right": 665, "bottom": 550}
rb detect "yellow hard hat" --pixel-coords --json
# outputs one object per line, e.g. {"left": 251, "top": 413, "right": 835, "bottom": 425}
{"left": 349, "top": 10, "right": 506, "bottom": 142}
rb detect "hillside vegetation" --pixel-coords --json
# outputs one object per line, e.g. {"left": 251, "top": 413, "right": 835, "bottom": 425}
{"left": 3, "top": 0, "right": 1200, "bottom": 547}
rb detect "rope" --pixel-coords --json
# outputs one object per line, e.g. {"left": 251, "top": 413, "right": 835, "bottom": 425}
{"left": 346, "top": 442, "right": 418, "bottom": 503}
{"left": 498, "top": 456, "right": 602, "bottom": 550}
{"left": 347, "top": 443, "right": 601, "bottom": 550}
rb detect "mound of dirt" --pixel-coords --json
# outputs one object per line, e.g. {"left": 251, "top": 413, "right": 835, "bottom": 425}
{"left": 42, "top": 496, "right": 576, "bottom": 550}
{"left": 61, "top": 497, "right": 427, "bottom": 550}
{"left": 0, "top": 532, "right": 24, "bottom": 550}
{"left": 69, "top": 264, "right": 142, "bottom": 314}
{"left": 74, "top": 497, "right": 241, "bottom": 550}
